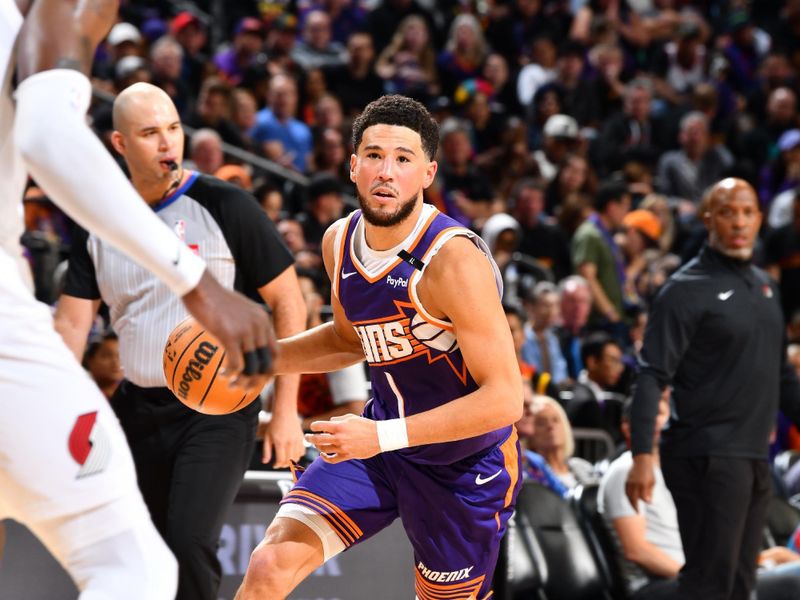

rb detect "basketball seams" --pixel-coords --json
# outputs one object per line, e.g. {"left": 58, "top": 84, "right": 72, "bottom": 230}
{"left": 169, "top": 328, "right": 206, "bottom": 391}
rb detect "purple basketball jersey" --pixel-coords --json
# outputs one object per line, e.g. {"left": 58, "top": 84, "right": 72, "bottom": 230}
{"left": 333, "top": 207, "right": 511, "bottom": 465}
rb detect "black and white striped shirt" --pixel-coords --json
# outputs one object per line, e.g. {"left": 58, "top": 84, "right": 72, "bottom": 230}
{"left": 64, "top": 172, "right": 293, "bottom": 387}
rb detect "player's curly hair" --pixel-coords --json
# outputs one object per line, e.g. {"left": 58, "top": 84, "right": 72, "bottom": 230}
{"left": 351, "top": 95, "right": 440, "bottom": 161}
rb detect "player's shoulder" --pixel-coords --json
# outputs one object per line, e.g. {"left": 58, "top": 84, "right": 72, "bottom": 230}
{"left": 189, "top": 173, "right": 257, "bottom": 208}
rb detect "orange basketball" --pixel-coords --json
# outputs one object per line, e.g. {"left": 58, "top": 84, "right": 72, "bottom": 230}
{"left": 163, "top": 316, "right": 261, "bottom": 415}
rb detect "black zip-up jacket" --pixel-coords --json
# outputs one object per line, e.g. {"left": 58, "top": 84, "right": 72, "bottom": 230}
{"left": 631, "top": 244, "right": 800, "bottom": 458}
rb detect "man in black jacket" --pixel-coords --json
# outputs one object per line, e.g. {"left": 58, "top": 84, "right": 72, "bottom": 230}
{"left": 626, "top": 177, "right": 800, "bottom": 600}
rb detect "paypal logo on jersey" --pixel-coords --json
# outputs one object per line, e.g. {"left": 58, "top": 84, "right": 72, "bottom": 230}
{"left": 386, "top": 275, "right": 408, "bottom": 288}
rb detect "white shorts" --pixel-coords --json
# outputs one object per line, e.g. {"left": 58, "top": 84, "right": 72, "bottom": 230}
{"left": 0, "top": 250, "right": 140, "bottom": 547}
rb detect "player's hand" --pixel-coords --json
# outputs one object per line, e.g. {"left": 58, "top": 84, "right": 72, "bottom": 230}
{"left": 262, "top": 409, "right": 304, "bottom": 468}
{"left": 181, "top": 270, "right": 276, "bottom": 392}
{"left": 305, "top": 415, "right": 380, "bottom": 463}
{"left": 625, "top": 453, "right": 655, "bottom": 510}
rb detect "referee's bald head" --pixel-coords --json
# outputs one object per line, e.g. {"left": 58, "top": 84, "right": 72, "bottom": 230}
{"left": 112, "top": 82, "right": 175, "bottom": 133}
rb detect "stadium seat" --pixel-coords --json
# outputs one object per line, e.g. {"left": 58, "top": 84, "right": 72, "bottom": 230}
{"left": 570, "top": 484, "right": 628, "bottom": 599}
{"left": 572, "top": 428, "right": 617, "bottom": 464}
{"left": 512, "top": 481, "right": 614, "bottom": 600}
{"left": 765, "top": 493, "right": 800, "bottom": 547}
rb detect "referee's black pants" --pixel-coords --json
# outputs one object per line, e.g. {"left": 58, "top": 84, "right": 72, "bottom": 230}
{"left": 111, "top": 379, "right": 257, "bottom": 600}
{"left": 661, "top": 455, "right": 771, "bottom": 600}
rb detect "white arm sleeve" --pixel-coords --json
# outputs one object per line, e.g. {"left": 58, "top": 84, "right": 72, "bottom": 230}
{"left": 13, "top": 69, "right": 204, "bottom": 297}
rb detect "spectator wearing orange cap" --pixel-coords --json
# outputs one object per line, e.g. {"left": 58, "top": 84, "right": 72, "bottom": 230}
{"left": 620, "top": 208, "right": 662, "bottom": 305}
{"left": 214, "top": 164, "right": 253, "bottom": 191}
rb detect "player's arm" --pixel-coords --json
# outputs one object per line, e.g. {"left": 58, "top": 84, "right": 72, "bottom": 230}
{"left": 13, "top": 0, "right": 272, "bottom": 390}
{"left": 402, "top": 236, "right": 524, "bottom": 443}
{"left": 256, "top": 266, "right": 306, "bottom": 467}
{"left": 272, "top": 221, "right": 366, "bottom": 374}
{"left": 611, "top": 515, "right": 682, "bottom": 578}
{"left": 53, "top": 296, "right": 101, "bottom": 360}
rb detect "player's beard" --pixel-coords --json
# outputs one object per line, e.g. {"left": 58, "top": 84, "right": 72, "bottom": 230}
{"left": 357, "top": 189, "right": 419, "bottom": 227}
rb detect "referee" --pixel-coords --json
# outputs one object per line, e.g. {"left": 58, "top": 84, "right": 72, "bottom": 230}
{"left": 625, "top": 178, "right": 800, "bottom": 600}
{"left": 54, "top": 83, "right": 306, "bottom": 600}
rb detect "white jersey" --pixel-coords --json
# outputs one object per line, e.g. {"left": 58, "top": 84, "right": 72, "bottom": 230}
{"left": 0, "top": 0, "right": 30, "bottom": 288}
{"left": 0, "top": 0, "right": 140, "bottom": 539}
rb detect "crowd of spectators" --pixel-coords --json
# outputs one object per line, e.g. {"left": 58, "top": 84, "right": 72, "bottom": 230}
{"left": 18, "top": 0, "right": 800, "bottom": 591}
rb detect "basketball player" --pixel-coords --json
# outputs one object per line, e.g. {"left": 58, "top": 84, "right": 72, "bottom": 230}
{"left": 1, "top": 0, "right": 274, "bottom": 598}
{"left": 236, "top": 95, "right": 524, "bottom": 600}
{"left": 54, "top": 82, "right": 306, "bottom": 600}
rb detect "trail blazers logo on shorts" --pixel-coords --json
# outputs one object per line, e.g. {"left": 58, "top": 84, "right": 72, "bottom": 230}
{"left": 68, "top": 411, "right": 111, "bottom": 479}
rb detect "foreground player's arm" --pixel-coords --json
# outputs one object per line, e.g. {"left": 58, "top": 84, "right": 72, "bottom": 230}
{"left": 257, "top": 266, "right": 306, "bottom": 467}
{"left": 13, "top": 0, "right": 273, "bottom": 389}
{"left": 306, "top": 236, "right": 523, "bottom": 461}
{"left": 272, "top": 222, "right": 368, "bottom": 374}
{"left": 54, "top": 296, "right": 101, "bottom": 360}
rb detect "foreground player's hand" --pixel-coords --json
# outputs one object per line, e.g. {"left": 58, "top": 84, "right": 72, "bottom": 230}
{"left": 181, "top": 270, "right": 276, "bottom": 392}
{"left": 625, "top": 453, "right": 655, "bottom": 510}
{"left": 305, "top": 415, "right": 380, "bottom": 463}
{"left": 263, "top": 409, "right": 305, "bottom": 468}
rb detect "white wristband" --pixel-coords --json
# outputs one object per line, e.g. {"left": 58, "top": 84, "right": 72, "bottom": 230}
{"left": 376, "top": 418, "right": 409, "bottom": 453}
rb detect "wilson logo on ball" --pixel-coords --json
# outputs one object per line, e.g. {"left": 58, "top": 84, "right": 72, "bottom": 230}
{"left": 177, "top": 341, "right": 219, "bottom": 400}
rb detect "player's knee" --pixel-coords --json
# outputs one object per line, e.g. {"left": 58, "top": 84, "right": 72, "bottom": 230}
{"left": 241, "top": 539, "right": 296, "bottom": 596}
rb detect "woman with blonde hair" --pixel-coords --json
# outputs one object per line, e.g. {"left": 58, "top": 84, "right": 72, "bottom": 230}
{"left": 375, "top": 15, "right": 439, "bottom": 103}
{"left": 437, "top": 14, "right": 489, "bottom": 97}
{"left": 527, "top": 394, "right": 598, "bottom": 490}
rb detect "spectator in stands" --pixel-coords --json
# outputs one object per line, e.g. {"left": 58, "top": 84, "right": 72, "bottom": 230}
{"left": 291, "top": 10, "right": 347, "bottom": 72}
{"left": 184, "top": 77, "right": 246, "bottom": 149}
{"left": 527, "top": 83, "right": 564, "bottom": 153}
{"left": 187, "top": 129, "right": 224, "bottom": 175}
{"left": 511, "top": 178, "right": 572, "bottom": 281}
{"left": 760, "top": 129, "right": 800, "bottom": 208}
{"left": 82, "top": 331, "right": 122, "bottom": 401}
{"left": 527, "top": 394, "right": 599, "bottom": 491}
{"left": 310, "top": 127, "right": 352, "bottom": 195}
{"left": 601, "top": 393, "right": 800, "bottom": 600}
{"left": 544, "top": 152, "right": 596, "bottom": 217}
{"left": 214, "top": 165, "right": 253, "bottom": 191}
{"left": 570, "top": 0, "right": 649, "bottom": 51}
{"left": 746, "top": 51, "right": 796, "bottom": 123}
{"left": 214, "top": 18, "right": 266, "bottom": 87}
{"left": 366, "top": 0, "right": 436, "bottom": 55}
{"left": 435, "top": 118, "right": 495, "bottom": 227}
{"left": 522, "top": 281, "right": 569, "bottom": 386}
{"left": 311, "top": 93, "right": 345, "bottom": 136}
{"left": 556, "top": 275, "right": 592, "bottom": 381}
{"left": 586, "top": 42, "right": 626, "bottom": 123}
{"left": 566, "top": 332, "right": 625, "bottom": 445}
{"left": 595, "top": 77, "right": 666, "bottom": 176}
{"left": 572, "top": 179, "right": 631, "bottom": 334}
{"left": 619, "top": 208, "right": 667, "bottom": 305}
{"left": 534, "top": 113, "right": 581, "bottom": 183}
{"left": 322, "top": 31, "right": 384, "bottom": 118}
{"left": 657, "top": 111, "right": 733, "bottom": 206}
{"left": 516, "top": 388, "right": 569, "bottom": 497}
{"left": 297, "top": 174, "right": 345, "bottom": 251}
{"left": 505, "top": 304, "right": 558, "bottom": 398}
{"left": 263, "top": 13, "right": 300, "bottom": 77}
{"left": 170, "top": 11, "right": 208, "bottom": 97}
{"left": 295, "top": 271, "right": 367, "bottom": 431}
{"left": 277, "top": 218, "right": 321, "bottom": 272}
{"left": 766, "top": 189, "right": 800, "bottom": 323}
{"left": 552, "top": 40, "right": 597, "bottom": 128}
{"left": 253, "top": 179, "right": 285, "bottom": 223}
{"left": 650, "top": 21, "right": 707, "bottom": 107}
{"left": 458, "top": 81, "right": 506, "bottom": 156}
{"left": 437, "top": 14, "right": 489, "bottom": 99}
{"left": 149, "top": 36, "right": 191, "bottom": 115}
{"left": 481, "top": 52, "right": 521, "bottom": 117}
{"left": 105, "top": 22, "right": 144, "bottom": 68}
{"left": 723, "top": 9, "right": 762, "bottom": 96}
{"left": 299, "top": 68, "right": 329, "bottom": 126}
{"left": 375, "top": 14, "right": 439, "bottom": 104}
{"left": 739, "top": 87, "right": 799, "bottom": 173}
{"left": 231, "top": 88, "right": 258, "bottom": 145}
{"left": 297, "top": 0, "right": 367, "bottom": 45}
{"left": 251, "top": 73, "right": 313, "bottom": 172}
